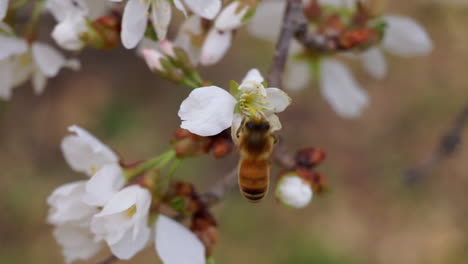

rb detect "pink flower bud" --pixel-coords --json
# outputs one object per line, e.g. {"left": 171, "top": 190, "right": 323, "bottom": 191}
{"left": 141, "top": 48, "right": 165, "bottom": 71}
{"left": 159, "top": 40, "right": 177, "bottom": 58}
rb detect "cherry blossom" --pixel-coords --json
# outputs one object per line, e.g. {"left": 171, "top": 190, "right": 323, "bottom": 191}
{"left": 0, "top": 36, "right": 80, "bottom": 100}
{"left": 178, "top": 69, "right": 291, "bottom": 136}
{"left": 91, "top": 185, "right": 152, "bottom": 259}
{"left": 61, "top": 125, "right": 119, "bottom": 176}
{"left": 112, "top": 0, "right": 221, "bottom": 49}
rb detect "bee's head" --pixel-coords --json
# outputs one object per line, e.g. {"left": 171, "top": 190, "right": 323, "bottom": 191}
{"left": 245, "top": 120, "right": 270, "bottom": 133}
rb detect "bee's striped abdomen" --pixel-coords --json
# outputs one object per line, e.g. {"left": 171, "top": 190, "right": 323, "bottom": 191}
{"left": 238, "top": 159, "right": 269, "bottom": 202}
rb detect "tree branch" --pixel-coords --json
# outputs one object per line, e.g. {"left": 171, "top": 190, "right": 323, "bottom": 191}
{"left": 268, "top": 0, "right": 307, "bottom": 88}
{"left": 404, "top": 102, "right": 468, "bottom": 184}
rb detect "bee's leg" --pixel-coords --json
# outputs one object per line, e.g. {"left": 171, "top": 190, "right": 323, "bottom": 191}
{"left": 236, "top": 118, "right": 246, "bottom": 139}
{"left": 271, "top": 134, "right": 279, "bottom": 144}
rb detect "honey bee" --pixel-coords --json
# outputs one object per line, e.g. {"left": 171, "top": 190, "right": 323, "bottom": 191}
{"left": 236, "top": 118, "right": 276, "bottom": 202}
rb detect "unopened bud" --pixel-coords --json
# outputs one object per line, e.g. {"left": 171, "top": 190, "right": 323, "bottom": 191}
{"left": 172, "top": 129, "right": 212, "bottom": 158}
{"left": 159, "top": 40, "right": 177, "bottom": 58}
{"left": 191, "top": 210, "right": 218, "bottom": 256}
{"left": 296, "top": 169, "right": 328, "bottom": 194}
{"left": 211, "top": 137, "right": 232, "bottom": 158}
{"left": 295, "top": 148, "right": 326, "bottom": 168}
{"left": 275, "top": 173, "right": 313, "bottom": 209}
{"left": 88, "top": 15, "right": 121, "bottom": 50}
{"left": 142, "top": 48, "right": 165, "bottom": 71}
{"left": 339, "top": 28, "right": 374, "bottom": 49}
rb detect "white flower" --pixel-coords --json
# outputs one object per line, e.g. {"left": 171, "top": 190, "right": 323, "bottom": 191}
{"left": 275, "top": 175, "right": 313, "bottom": 209}
{"left": 53, "top": 224, "right": 103, "bottom": 264}
{"left": 61, "top": 125, "right": 119, "bottom": 176}
{"left": 91, "top": 185, "right": 152, "bottom": 259}
{"left": 200, "top": 1, "right": 251, "bottom": 66}
{"left": 47, "top": 181, "right": 99, "bottom": 226}
{"left": 0, "top": 0, "right": 8, "bottom": 21}
{"left": 114, "top": 0, "right": 221, "bottom": 49}
{"left": 360, "top": 15, "right": 432, "bottom": 79}
{"left": 155, "top": 215, "right": 206, "bottom": 264}
{"left": 178, "top": 69, "right": 291, "bottom": 136}
{"left": 320, "top": 59, "right": 369, "bottom": 118}
{"left": 51, "top": 14, "right": 88, "bottom": 51}
{"left": 47, "top": 0, "right": 108, "bottom": 51}
{"left": 174, "top": 15, "right": 204, "bottom": 65}
{"left": 0, "top": 37, "right": 80, "bottom": 99}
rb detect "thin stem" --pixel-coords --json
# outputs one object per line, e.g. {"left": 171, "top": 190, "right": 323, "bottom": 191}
{"left": 268, "top": 0, "right": 307, "bottom": 88}
{"left": 404, "top": 102, "right": 468, "bottom": 184}
{"left": 125, "top": 149, "right": 176, "bottom": 181}
{"left": 24, "top": 0, "right": 45, "bottom": 40}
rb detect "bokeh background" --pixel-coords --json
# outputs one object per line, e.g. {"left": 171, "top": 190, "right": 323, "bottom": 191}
{"left": 2, "top": 0, "right": 468, "bottom": 263}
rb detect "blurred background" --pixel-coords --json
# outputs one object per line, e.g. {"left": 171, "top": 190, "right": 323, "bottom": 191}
{"left": 2, "top": 0, "right": 468, "bottom": 263}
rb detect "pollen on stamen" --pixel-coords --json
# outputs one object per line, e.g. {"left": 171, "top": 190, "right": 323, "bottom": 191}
{"left": 125, "top": 205, "right": 137, "bottom": 218}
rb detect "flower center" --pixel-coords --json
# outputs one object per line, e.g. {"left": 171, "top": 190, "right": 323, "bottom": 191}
{"left": 238, "top": 82, "right": 270, "bottom": 119}
{"left": 125, "top": 205, "right": 137, "bottom": 218}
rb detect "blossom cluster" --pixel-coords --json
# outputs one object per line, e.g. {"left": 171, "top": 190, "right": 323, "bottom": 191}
{"left": 48, "top": 125, "right": 207, "bottom": 263}
{"left": 0, "top": 0, "right": 436, "bottom": 262}
{"left": 250, "top": 0, "right": 433, "bottom": 118}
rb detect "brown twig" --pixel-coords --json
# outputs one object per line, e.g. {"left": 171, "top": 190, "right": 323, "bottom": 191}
{"left": 96, "top": 255, "right": 118, "bottom": 264}
{"left": 268, "top": 0, "right": 307, "bottom": 88}
{"left": 404, "top": 102, "right": 468, "bottom": 184}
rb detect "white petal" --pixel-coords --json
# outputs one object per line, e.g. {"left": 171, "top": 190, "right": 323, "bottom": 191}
{"left": 360, "top": 47, "right": 387, "bottom": 79}
{"left": 284, "top": 60, "right": 312, "bottom": 91}
{"left": 0, "top": 59, "right": 13, "bottom": 100}
{"left": 51, "top": 15, "right": 87, "bottom": 51}
{"left": 178, "top": 86, "right": 237, "bottom": 136}
{"left": 173, "top": 0, "right": 187, "bottom": 16}
{"left": 47, "top": 181, "right": 99, "bottom": 225}
{"left": 215, "top": 1, "right": 248, "bottom": 31}
{"left": 174, "top": 15, "right": 203, "bottom": 65}
{"left": 53, "top": 225, "right": 103, "bottom": 264}
{"left": 265, "top": 113, "right": 281, "bottom": 132}
{"left": 32, "top": 42, "right": 67, "bottom": 77}
{"left": 200, "top": 29, "right": 232, "bottom": 65}
{"left": 95, "top": 185, "right": 150, "bottom": 217}
{"left": 61, "top": 125, "right": 118, "bottom": 176}
{"left": 275, "top": 175, "right": 312, "bottom": 209}
{"left": 247, "top": 1, "right": 285, "bottom": 41}
{"left": 82, "top": 164, "right": 125, "bottom": 207}
{"left": 46, "top": 0, "right": 89, "bottom": 21}
{"left": 241, "top": 68, "right": 264, "bottom": 84}
{"left": 109, "top": 223, "right": 150, "bottom": 260}
{"left": 155, "top": 215, "right": 205, "bottom": 264}
{"left": 151, "top": 0, "right": 172, "bottom": 40}
{"left": 0, "top": 0, "right": 8, "bottom": 20}
{"left": 382, "top": 15, "right": 433, "bottom": 57}
{"left": 121, "top": 0, "right": 150, "bottom": 49}
{"left": 320, "top": 59, "right": 369, "bottom": 119}
{"left": 0, "top": 35, "right": 27, "bottom": 60}
{"left": 264, "top": 88, "right": 292, "bottom": 113}
{"left": 231, "top": 113, "right": 243, "bottom": 145}
{"left": 32, "top": 71, "right": 47, "bottom": 94}
{"left": 184, "top": 0, "right": 220, "bottom": 20}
